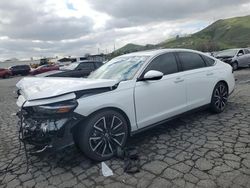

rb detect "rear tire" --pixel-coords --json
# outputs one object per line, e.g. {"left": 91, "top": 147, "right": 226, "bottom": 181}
{"left": 210, "top": 82, "right": 228, "bottom": 113}
{"left": 77, "top": 110, "right": 129, "bottom": 161}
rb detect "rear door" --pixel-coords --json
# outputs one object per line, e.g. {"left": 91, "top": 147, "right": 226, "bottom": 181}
{"left": 176, "top": 52, "right": 217, "bottom": 110}
{"left": 134, "top": 52, "right": 187, "bottom": 129}
{"left": 16, "top": 66, "right": 22, "bottom": 74}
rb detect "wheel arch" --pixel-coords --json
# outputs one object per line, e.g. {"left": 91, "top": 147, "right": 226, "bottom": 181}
{"left": 217, "top": 80, "right": 229, "bottom": 91}
{"left": 210, "top": 80, "right": 229, "bottom": 102}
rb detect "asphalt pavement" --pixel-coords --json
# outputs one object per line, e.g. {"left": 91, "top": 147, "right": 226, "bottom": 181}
{"left": 0, "top": 69, "right": 250, "bottom": 188}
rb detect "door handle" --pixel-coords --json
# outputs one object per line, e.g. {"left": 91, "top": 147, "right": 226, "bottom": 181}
{"left": 174, "top": 78, "right": 184, "bottom": 83}
{"left": 206, "top": 72, "right": 214, "bottom": 76}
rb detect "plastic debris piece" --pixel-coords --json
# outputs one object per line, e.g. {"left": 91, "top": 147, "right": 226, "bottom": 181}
{"left": 101, "top": 162, "right": 113, "bottom": 177}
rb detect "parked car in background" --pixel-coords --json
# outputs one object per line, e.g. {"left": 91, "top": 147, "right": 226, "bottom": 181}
{"left": 215, "top": 48, "right": 250, "bottom": 70}
{"left": 9, "top": 65, "right": 30, "bottom": 76}
{"left": 0, "top": 68, "right": 12, "bottom": 78}
{"left": 16, "top": 49, "right": 235, "bottom": 161}
{"left": 30, "top": 58, "right": 55, "bottom": 69}
{"left": 36, "top": 60, "right": 103, "bottom": 78}
{"left": 30, "top": 64, "right": 59, "bottom": 75}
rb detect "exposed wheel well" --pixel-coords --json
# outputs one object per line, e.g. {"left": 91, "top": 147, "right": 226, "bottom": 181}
{"left": 217, "top": 80, "right": 229, "bottom": 91}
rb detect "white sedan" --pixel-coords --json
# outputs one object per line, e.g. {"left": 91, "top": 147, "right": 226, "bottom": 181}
{"left": 16, "top": 49, "right": 235, "bottom": 161}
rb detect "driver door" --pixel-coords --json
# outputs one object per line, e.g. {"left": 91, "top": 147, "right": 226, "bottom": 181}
{"left": 134, "top": 53, "right": 187, "bottom": 129}
{"left": 237, "top": 49, "right": 247, "bottom": 66}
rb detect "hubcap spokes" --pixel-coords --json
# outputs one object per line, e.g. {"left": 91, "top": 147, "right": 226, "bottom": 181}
{"left": 214, "top": 85, "right": 228, "bottom": 110}
{"left": 89, "top": 115, "right": 126, "bottom": 157}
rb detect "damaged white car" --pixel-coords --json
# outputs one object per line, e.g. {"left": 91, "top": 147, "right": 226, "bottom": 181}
{"left": 16, "top": 49, "right": 235, "bottom": 161}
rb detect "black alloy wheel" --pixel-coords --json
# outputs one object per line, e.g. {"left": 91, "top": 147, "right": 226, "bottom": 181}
{"left": 210, "top": 82, "right": 228, "bottom": 113}
{"left": 77, "top": 110, "right": 128, "bottom": 161}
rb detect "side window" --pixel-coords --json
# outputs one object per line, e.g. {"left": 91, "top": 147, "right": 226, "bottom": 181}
{"left": 78, "top": 63, "right": 95, "bottom": 70}
{"left": 202, "top": 55, "right": 215, "bottom": 66}
{"left": 238, "top": 50, "right": 244, "bottom": 56}
{"left": 144, "top": 53, "right": 178, "bottom": 75}
{"left": 244, "top": 49, "right": 250, "bottom": 54}
{"left": 178, "top": 52, "right": 206, "bottom": 71}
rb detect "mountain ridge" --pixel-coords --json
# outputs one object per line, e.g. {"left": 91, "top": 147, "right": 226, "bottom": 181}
{"left": 112, "top": 15, "right": 250, "bottom": 56}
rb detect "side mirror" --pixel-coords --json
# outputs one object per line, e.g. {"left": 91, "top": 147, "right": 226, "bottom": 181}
{"left": 140, "top": 70, "right": 163, "bottom": 81}
{"left": 238, "top": 53, "right": 243, "bottom": 56}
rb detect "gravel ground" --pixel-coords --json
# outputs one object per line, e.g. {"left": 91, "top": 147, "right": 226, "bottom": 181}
{"left": 0, "top": 69, "right": 250, "bottom": 188}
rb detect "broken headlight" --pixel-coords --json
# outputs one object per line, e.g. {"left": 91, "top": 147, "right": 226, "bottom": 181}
{"left": 32, "top": 100, "right": 78, "bottom": 114}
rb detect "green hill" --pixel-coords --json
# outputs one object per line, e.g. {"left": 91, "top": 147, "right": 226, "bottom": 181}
{"left": 113, "top": 15, "right": 250, "bottom": 56}
{"left": 113, "top": 43, "right": 155, "bottom": 56}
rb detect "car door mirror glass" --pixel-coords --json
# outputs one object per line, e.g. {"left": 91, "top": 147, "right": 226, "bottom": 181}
{"left": 238, "top": 53, "right": 244, "bottom": 56}
{"left": 142, "top": 70, "right": 163, "bottom": 81}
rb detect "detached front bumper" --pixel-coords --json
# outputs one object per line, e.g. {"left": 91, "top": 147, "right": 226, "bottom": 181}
{"left": 17, "top": 111, "right": 83, "bottom": 155}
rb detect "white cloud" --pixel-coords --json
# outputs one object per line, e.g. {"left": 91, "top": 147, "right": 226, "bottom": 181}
{"left": 0, "top": 0, "right": 250, "bottom": 60}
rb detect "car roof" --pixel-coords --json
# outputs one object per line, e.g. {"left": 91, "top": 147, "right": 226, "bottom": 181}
{"left": 119, "top": 48, "right": 206, "bottom": 58}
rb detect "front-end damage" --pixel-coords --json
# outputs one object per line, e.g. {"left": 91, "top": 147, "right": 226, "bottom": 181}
{"left": 17, "top": 99, "right": 83, "bottom": 155}
{"left": 15, "top": 77, "right": 119, "bottom": 155}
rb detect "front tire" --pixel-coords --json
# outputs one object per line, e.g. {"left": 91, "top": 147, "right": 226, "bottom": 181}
{"left": 77, "top": 110, "right": 129, "bottom": 161}
{"left": 232, "top": 61, "right": 238, "bottom": 71}
{"left": 210, "top": 82, "right": 228, "bottom": 113}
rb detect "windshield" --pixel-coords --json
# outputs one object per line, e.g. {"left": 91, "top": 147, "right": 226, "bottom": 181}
{"left": 61, "top": 62, "right": 79, "bottom": 70}
{"left": 216, "top": 49, "right": 238, "bottom": 57}
{"left": 88, "top": 56, "right": 149, "bottom": 81}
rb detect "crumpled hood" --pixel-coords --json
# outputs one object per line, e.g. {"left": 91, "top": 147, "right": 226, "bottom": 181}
{"left": 16, "top": 77, "right": 118, "bottom": 101}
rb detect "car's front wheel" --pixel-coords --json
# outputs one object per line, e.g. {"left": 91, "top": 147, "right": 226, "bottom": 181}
{"left": 232, "top": 61, "right": 238, "bottom": 71}
{"left": 77, "top": 110, "right": 129, "bottom": 161}
{"left": 210, "top": 82, "right": 228, "bottom": 113}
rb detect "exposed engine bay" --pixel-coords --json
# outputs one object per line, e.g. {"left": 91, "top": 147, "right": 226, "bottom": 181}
{"left": 17, "top": 100, "right": 82, "bottom": 155}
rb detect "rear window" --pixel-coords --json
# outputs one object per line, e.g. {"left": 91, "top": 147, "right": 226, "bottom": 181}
{"left": 178, "top": 52, "right": 206, "bottom": 71}
{"left": 202, "top": 55, "right": 215, "bottom": 66}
